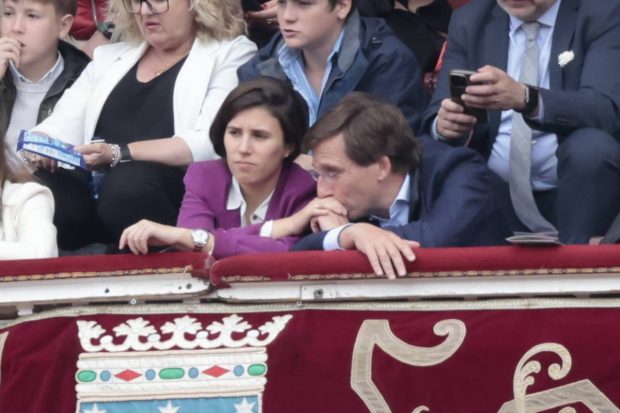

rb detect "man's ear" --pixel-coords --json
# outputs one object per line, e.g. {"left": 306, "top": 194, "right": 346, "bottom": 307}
{"left": 58, "top": 14, "right": 73, "bottom": 39}
{"left": 376, "top": 155, "right": 392, "bottom": 181}
{"left": 336, "top": 0, "right": 352, "bottom": 20}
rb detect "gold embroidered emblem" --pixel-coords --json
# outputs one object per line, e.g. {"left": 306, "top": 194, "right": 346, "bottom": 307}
{"left": 351, "top": 319, "right": 466, "bottom": 412}
{"left": 499, "top": 343, "right": 620, "bottom": 412}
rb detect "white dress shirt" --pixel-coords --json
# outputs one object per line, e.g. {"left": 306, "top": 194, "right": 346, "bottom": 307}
{"left": 488, "top": 0, "right": 562, "bottom": 191}
{"left": 227, "top": 177, "right": 274, "bottom": 236}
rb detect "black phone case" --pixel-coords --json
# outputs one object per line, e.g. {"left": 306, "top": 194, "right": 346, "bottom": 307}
{"left": 449, "top": 79, "right": 488, "bottom": 124}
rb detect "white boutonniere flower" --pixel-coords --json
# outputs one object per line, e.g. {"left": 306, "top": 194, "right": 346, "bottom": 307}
{"left": 558, "top": 50, "right": 575, "bottom": 68}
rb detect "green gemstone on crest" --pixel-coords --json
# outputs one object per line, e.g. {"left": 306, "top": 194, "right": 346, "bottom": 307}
{"left": 77, "top": 370, "right": 97, "bottom": 382}
{"left": 159, "top": 368, "right": 185, "bottom": 380}
{"left": 248, "top": 364, "right": 266, "bottom": 376}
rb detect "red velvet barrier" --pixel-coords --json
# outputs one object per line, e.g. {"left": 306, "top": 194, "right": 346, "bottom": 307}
{"left": 3, "top": 245, "right": 620, "bottom": 289}
{"left": 210, "top": 245, "right": 620, "bottom": 286}
{"left": 2, "top": 301, "right": 620, "bottom": 412}
{"left": 0, "top": 252, "right": 211, "bottom": 280}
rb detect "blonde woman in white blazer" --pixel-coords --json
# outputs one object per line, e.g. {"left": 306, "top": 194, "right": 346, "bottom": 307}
{"left": 29, "top": 0, "right": 256, "bottom": 251}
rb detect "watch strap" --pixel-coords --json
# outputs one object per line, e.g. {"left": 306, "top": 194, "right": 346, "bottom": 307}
{"left": 119, "top": 144, "right": 132, "bottom": 163}
{"left": 516, "top": 84, "right": 539, "bottom": 115}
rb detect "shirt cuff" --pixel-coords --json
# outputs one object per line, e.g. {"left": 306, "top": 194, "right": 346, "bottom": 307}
{"left": 322, "top": 223, "right": 353, "bottom": 251}
{"left": 259, "top": 220, "right": 274, "bottom": 237}
{"left": 431, "top": 116, "right": 450, "bottom": 142}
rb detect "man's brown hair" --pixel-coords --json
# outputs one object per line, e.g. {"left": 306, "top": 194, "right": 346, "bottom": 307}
{"left": 305, "top": 92, "right": 421, "bottom": 173}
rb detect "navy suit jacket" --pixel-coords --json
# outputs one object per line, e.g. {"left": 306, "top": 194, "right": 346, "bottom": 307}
{"left": 293, "top": 137, "right": 508, "bottom": 250}
{"left": 422, "top": 0, "right": 620, "bottom": 159}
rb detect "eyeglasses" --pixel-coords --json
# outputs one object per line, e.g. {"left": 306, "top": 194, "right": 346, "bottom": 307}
{"left": 309, "top": 164, "right": 353, "bottom": 184}
{"left": 123, "top": 0, "right": 169, "bottom": 14}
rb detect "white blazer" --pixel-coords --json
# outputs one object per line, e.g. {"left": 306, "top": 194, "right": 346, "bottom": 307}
{"left": 0, "top": 181, "right": 57, "bottom": 259}
{"left": 35, "top": 35, "right": 257, "bottom": 162}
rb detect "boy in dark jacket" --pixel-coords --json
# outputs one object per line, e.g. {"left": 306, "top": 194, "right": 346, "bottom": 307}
{"left": 237, "top": 0, "right": 426, "bottom": 132}
{"left": 0, "top": 0, "right": 89, "bottom": 168}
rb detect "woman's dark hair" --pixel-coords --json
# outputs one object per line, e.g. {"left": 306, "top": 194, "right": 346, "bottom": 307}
{"left": 210, "top": 77, "right": 309, "bottom": 163}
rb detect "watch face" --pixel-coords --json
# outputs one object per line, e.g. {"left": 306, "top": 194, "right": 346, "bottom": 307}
{"left": 192, "top": 229, "right": 209, "bottom": 250}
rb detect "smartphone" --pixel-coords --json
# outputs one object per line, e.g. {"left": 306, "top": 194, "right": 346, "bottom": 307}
{"left": 449, "top": 69, "right": 488, "bottom": 124}
{"left": 242, "top": 0, "right": 262, "bottom": 11}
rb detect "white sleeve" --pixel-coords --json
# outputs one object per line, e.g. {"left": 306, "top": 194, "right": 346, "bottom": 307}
{"left": 0, "top": 184, "right": 58, "bottom": 259}
{"left": 431, "top": 116, "right": 451, "bottom": 142}
{"left": 322, "top": 224, "right": 353, "bottom": 251}
{"left": 180, "top": 37, "right": 257, "bottom": 161}
{"left": 259, "top": 220, "right": 274, "bottom": 237}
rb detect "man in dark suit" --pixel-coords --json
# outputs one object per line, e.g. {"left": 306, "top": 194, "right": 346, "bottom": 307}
{"left": 423, "top": 0, "right": 620, "bottom": 244}
{"left": 293, "top": 93, "right": 506, "bottom": 278}
{"left": 602, "top": 213, "right": 620, "bottom": 244}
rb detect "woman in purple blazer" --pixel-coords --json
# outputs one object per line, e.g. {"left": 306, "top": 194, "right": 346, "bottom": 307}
{"left": 119, "top": 78, "right": 336, "bottom": 258}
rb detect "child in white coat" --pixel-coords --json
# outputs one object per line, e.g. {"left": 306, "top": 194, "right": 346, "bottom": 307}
{"left": 0, "top": 136, "right": 57, "bottom": 259}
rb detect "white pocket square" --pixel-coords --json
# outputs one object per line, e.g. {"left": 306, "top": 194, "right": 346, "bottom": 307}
{"left": 558, "top": 50, "right": 575, "bottom": 68}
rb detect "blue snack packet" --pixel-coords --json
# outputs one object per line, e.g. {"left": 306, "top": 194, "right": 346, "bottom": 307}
{"left": 17, "top": 130, "right": 86, "bottom": 169}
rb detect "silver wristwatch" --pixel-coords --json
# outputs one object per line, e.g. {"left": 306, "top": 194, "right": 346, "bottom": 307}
{"left": 191, "top": 229, "right": 209, "bottom": 252}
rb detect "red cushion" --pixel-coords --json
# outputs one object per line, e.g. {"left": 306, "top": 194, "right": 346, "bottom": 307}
{"left": 210, "top": 245, "right": 620, "bottom": 286}
{"left": 0, "top": 252, "right": 211, "bottom": 280}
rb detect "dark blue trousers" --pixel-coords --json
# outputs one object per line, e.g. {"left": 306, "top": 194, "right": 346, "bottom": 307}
{"left": 494, "top": 128, "right": 620, "bottom": 244}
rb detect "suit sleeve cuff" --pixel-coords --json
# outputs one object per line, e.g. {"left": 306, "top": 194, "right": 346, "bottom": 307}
{"left": 323, "top": 224, "right": 353, "bottom": 250}
{"left": 431, "top": 116, "right": 451, "bottom": 142}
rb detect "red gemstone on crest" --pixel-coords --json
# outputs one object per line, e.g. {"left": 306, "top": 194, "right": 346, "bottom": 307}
{"left": 115, "top": 370, "right": 142, "bottom": 381}
{"left": 203, "top": 366, "right": 229, "bottom": 377}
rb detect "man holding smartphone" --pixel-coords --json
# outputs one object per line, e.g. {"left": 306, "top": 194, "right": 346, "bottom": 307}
{"left": 423, "top": 0, "right": 620, "bottom": 244}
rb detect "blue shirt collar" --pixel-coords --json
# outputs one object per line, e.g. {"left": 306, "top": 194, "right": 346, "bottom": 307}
{"left": 278, "top": 29, "right": 345, "bottom": 71}
{"left": 371, "top": 173, "right": 410, "bottom": 226}
{"left": 508, "top": 0, "right": 561, "bottom": 33}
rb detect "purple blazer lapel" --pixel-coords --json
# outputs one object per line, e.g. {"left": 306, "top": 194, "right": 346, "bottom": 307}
{"left": 265, "top": 163, "right": 292, "bottom": 221}
{"left": 216, "top": 163, "right": 293, "bottom": 229}
{"left": 211, "top": 164, "right": 242, "bottom": 230}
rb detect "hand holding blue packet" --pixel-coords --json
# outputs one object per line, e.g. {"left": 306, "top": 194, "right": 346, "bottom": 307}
{"left": 17, "top": 130, "right": 87, "bottom": 169}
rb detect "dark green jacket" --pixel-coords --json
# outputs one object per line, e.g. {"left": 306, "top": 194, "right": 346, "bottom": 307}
{"left": 0, "top": 40, "right": 90, "bottom": 131}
